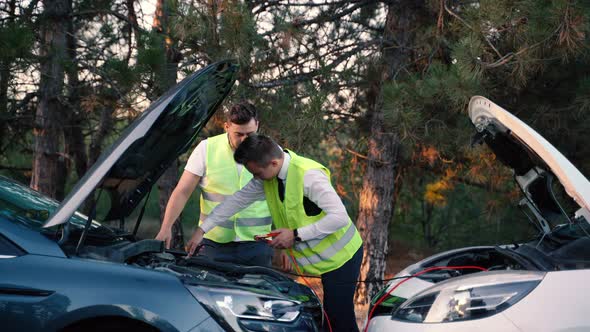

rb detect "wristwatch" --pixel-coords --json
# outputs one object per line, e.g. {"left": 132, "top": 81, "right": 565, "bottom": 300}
{"left": 293, "top": 228, "right": 302, "bottom": 242}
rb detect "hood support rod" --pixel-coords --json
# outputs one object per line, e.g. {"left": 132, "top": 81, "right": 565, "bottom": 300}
{"left": 75, "top": 188, "right": 103, "bottom": 255}
{"left": 133, "top": 185, "right": 153, "bottom": 237}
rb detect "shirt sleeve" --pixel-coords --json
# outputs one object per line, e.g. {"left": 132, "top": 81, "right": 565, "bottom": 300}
{"left": 296, "top": 169, "right": 350, "bottom": 241}
{"left": 184, "top": 140, "right": 207, "bottom": 177}
{"left": 199, "top": 178, "right": 266, "bottom": 233}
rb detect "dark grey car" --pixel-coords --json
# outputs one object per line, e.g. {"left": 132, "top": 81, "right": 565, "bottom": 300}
{"left": 0, "top": 61, "right": 322, "bottom": 332}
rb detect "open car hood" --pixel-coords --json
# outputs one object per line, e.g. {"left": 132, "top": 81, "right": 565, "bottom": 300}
{"left": 468, "top": 96, "right": 590, "bottom": 231}
{"left": 44, "top": 60, "right": 238, "bottom": 228}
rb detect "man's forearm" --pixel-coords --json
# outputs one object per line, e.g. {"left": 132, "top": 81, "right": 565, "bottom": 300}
{"left": 161, "top": 190, "right": 191, "bottom": 230}
{"left": 200, "top": 178, "right": 265, "bottom": 233}
{"left": 199, "top": 199, "right": 242, "bottom": 233}
{"left": 297, "top": 213, "right": 349, "bottom": 241}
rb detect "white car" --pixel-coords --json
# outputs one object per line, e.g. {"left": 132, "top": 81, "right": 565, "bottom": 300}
{"left": 367, "top": 96, "right": 590, "bottom": 332}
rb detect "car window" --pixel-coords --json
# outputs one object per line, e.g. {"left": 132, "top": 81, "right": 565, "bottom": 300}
{"left": 0, "top": 176, "right": 95, "bottom": 231}
{"left": 0, "top": 234, "right": 25, "bottom": 257}
{"left": 0, "top": 178, "right": 55, "bottom": 230}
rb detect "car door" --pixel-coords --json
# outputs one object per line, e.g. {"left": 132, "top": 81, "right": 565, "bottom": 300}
{"left": 0, "top": 233, "right": 62, "bottom": 331}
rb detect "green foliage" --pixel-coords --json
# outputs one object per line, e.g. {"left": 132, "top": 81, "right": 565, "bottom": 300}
{"left": 136, "top": 32, "right": 166, "bottom": 74}
{"left": 173, "top": 1, "right": 223, "bottom": 61}
{"left": 381, "top": 81, "right": 425, "bottom": 141}
{"left": 380, "top": 62, "right": 481, "bottom": 148}
{"left": 102, "top": 58, "right": 138, "bottom": 92}
{"left": 451, "top": 35, "right": 485, "bottom": 81}
{"left": 0, "top": 148, "right": 32, "bottom": 184}
{"left": 0, "top": 22, "right": 34, "bottom": 60}
{"left": 98, "top": 21, "right": 116, "bottom": 41}
{"left": 77, "top": 0, "right": 114, "bottom": 12}
{"left": 257, "top": 82, "right": 329, "bottom": 151}
{"left": 357, "top": 2, "right": 381, "bottom": 22}
{"left": 574, "top": 76, "right": 590, "bottom": 114}
{"left": 367, "top": 0, "right": 590, "bottom": 253}
{"left": 218, "top": 2, "right": 262, "bottom": 64}
{"left": 4, "top": 0, "right": 590, "bottom": 251}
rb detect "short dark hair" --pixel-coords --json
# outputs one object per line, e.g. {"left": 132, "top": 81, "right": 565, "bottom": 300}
{"left": 234, "top": 134, "right": 283, "bottom": 166}
{"left": 226, "top": 101, "right": 258, "bottom": 124}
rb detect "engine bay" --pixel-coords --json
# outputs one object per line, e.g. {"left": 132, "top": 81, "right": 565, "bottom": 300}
{"left": 58, "top": 235, "right": 322, "bottom": 319}
{"left": 416, "top": 247, "right": 535, "bottom": 284}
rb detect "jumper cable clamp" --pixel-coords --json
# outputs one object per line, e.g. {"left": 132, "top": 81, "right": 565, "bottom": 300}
{"left": 254, "top": 232, "right": 281, "bottom": 243}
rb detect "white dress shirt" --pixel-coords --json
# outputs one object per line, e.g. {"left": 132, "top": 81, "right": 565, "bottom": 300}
{"left": 200, "top": 151, "right": 350, "bottom": 241}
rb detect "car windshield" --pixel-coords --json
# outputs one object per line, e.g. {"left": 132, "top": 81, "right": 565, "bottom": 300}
{"left": 0, "top": 176, "right": 99, "bottom": 231}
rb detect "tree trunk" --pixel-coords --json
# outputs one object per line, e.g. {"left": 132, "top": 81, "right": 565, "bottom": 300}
{"left": 63, "top": 4, "right": 88, "bottom": 180}
{"left": 31, "top": 0, "right": 69, "bottom": 199}
{"left": 354, "top": 0, "right": 422, "bottom": 308}
{"left": 153, "top": 0, "right": 184, "bottom": 249}
{"left": 0, "top": 0, "right": 16, "bottom": 153}
{"left": 0, "top": 58, "right": 10, "bottom": 146}
{"left": 354, "top": 108, "right": 399, "bottom": 308}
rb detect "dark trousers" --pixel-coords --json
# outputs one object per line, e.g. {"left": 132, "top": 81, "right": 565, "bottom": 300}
{"left": 321, "top": 246, "right": 363, "bottom": 332}
{"left": 199, "top": 238, "right": 273, "bottom": 267}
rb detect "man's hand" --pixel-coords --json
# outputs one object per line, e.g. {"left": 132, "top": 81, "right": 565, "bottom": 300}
{"left": 185, "top": 227, "right": 205, "bottom": 257}
{"left": 279, "top": 250, "right": 292, "bottom": 271}
{"left": 269, "top": 228, "right": 295, "bottom": 249}
{"left": 155, "top": 227, "right": 173, "bottom": 249}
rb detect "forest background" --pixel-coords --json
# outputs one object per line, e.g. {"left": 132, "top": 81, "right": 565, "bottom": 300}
{"left": 1, "top": 0, "right": 589, "bottom": 318}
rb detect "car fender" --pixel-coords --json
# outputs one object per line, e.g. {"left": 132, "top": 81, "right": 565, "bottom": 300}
{"left": 44, "top": 304, "right": 178, "bottom": 332}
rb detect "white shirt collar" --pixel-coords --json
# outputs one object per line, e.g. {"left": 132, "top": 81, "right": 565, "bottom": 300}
{"left": 278, "top": 151, "right": 290, "bottom": 181}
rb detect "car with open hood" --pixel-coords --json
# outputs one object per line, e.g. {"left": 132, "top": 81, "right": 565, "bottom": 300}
{"left": 367, "top": 96, "right": 590, "bottom": 332}
{"left": 0, "top": 60, "right": 323, "bottom": 332}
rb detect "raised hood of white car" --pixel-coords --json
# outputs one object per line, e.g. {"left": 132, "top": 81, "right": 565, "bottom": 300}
{"left": 468, "top": 96, "right": 590, "bottom": 221}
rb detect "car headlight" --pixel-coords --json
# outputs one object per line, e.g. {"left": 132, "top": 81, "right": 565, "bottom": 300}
{"left": 392, "top": 271, "right": 545, "bottom": 323}
{"left": 186, "top": 285, "right": 301, "bottom": 331}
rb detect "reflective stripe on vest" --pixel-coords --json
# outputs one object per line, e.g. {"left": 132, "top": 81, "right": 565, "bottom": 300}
{"left": 263, "top": 150, "right": 362, "bottom": 275}
{"left": 200, "top": 213, "right": 272, "bottom": 229}
{"left": 294, "top": 222, "right": 357, "bottom": 266}
{"left": 199, "top": 134, "right": 272, "bottom": 243}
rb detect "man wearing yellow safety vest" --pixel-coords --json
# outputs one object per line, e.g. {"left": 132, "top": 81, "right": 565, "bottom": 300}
{"left": 186, "top": 134, "right": 364, "bottom": 332}
{"left": 155, "top": 102, "right": 274, "bottom": 267}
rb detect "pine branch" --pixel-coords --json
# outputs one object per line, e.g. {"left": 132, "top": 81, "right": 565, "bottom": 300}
{"left": 259, "top": 39, "right": 365, "bottom": 71}
{"left": 73, "top": 9, "right": 147, "bottom": 34}
{"left": 443, "top": 1, "right": 561, "bottom": 69}
{"left": 0, "top": 165, "right": 30, "bottom": 172}
{"left": 252, "top": 0, "right": 369, "bottom": 15}
{"left": 8, "top": 92, "right": 37, "bottom": 115}
{"left": 250, "top": 41, "right": 377, "bottom": 88}
{"left": 260, "top": 0, "right": 375, "bottom": 36}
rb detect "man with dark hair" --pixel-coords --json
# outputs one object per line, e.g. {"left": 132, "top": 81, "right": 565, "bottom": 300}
{"left": 155, "top": 102, "right": 273, "bottom": 267}
{"left": 186, "top": 134, "right": 364, "bottom": 332}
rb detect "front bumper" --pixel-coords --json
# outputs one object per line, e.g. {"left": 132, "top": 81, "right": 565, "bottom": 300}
{"left": 367, "top": 313, "right": 520, "bottom": 332}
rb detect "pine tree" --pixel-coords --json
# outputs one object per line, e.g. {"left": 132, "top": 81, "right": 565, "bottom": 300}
{"left": 31, "top": 0, "right": 70, "bottom": 199}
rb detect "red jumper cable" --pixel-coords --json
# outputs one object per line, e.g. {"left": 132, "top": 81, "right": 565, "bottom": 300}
{"left": 255, "top": 232, "right": 334, "bottom": 332}
{"left": 364, "top": 265, "right": 488, "bottom": 332}
{"left": 288, "top": 248, "right": 334, "bottom": 332}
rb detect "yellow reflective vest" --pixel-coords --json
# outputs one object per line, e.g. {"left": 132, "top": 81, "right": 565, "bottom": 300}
{"left": 199, "top": 134, "right": 272, "bottom": 243}
{"left": 263, "top": 150, "right": 362, "bottom": 275}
